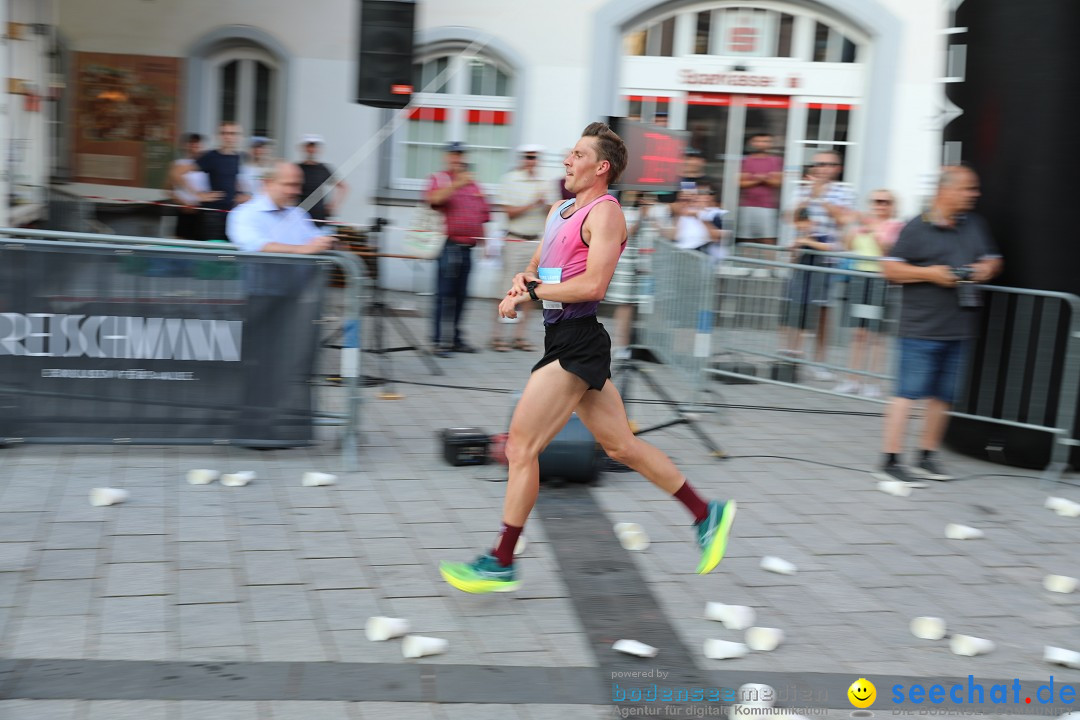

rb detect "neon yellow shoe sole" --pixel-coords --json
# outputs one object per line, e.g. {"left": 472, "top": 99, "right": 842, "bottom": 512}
{"left": 439, "top": 559, "right": 520, "bottom": 594}
{"left": 696, "top": 500, "right": 737, "bottom": 574}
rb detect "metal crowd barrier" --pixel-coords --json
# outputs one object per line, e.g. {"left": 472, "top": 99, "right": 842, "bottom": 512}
{"left": 713, "top": 245, "right": 899, "bottom": 393}
{"left": 707, "top": 244, "right": 1080, "bottom": 481}
{"left": 0, "top": 227, "right": 367, "bottom": 471}
{"left": 634, "top": 238, "right": 718, "bottom": 391}
{"left": 45, "top": 187, "right": 95, "bottom": 234}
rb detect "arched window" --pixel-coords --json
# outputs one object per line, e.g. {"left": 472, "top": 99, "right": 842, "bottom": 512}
{"left": 186, "top": 28, "right": 289, "bottom": 146}
{"left": 392, "top": 50, "right": 516, "bottom": 190}
{"left": 623, "top": 4, "right": 862, "bottom": 63}
{"left": 206, "top": 46, "right": 280, "bottom": 138}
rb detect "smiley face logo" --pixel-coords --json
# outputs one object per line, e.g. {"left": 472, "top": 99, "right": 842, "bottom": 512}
{"left": 848, "top": 678, "right": 876, "bottom": 708}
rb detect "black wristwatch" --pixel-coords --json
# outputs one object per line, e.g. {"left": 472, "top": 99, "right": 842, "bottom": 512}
{"left": 526, "top": 281, "right": 540, "bottom": 302}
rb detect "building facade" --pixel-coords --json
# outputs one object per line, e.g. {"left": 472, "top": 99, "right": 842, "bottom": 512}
{"left": 49, "top": 0, "right": 953, "bottom": 289}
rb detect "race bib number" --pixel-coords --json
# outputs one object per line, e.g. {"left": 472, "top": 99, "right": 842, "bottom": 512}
{"left": 538, "top": 267, "right": 563, "bottom": 310}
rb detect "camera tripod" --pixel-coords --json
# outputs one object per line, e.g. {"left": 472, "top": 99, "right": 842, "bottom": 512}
{"left": 612, "top": 344, "right": 726, "bottom": 458}
{"left": 325, "top": 221, "right": 443, "bottom": 398}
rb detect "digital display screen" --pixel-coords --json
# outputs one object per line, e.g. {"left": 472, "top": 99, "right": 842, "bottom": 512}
{"left": 609, "top": 118, "right": 688, "bottom": 192}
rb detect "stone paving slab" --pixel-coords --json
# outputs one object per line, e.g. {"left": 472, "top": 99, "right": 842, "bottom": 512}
{"left": 1, "top": 293, "right": 1079, "bottom": 717}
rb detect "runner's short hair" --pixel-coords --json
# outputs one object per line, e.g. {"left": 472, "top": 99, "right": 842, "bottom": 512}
{"left": 581, "top": 122, "right": 627, "bottom": 185}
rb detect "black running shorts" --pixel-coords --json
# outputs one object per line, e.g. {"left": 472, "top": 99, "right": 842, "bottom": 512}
{"left": 532, "top": 315, "right": 611, "bottom": 391}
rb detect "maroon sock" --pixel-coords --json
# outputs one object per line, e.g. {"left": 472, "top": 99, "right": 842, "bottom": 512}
{"left": 491, "top": 522, "right": 524, "bottom": 567}
{"left": 673, "top": 479, "right": 709, "bottom": 524}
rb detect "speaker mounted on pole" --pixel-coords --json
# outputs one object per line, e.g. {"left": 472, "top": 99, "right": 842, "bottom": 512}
{"left": 356, "top": 0, "right": 416, "bottom": 109}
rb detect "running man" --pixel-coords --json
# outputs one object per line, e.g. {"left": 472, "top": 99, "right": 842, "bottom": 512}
{"left": 439, "top": 123, "right": 737, "bottom": 593}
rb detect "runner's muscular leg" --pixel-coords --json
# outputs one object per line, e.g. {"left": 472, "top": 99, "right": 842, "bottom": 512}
{"left": 502, "top": 360, "right": 590, "bottom": 526}
{"left": 575, "top": 380, "right": 684, "bottom": 494}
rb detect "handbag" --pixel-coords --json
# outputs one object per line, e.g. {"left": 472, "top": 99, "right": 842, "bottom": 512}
{"left": 403, "top": 202, "right": 447, "bottom": 260}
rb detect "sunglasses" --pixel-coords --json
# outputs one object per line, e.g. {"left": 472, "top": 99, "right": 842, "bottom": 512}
{"left": 523, "top": 155, "right": 538, "bottom": 160}
{"left": 813, "top": 162, "right": 841, "bottom": 167}
{"left": 871, "top": 198, "right": 893, "bottom": 205}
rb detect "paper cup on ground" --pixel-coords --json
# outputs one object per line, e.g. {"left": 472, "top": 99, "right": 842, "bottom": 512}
{"left": 945, "top": 523, "right": 984, "bottom": 540}
{"left": 910, "top": 616, "right": 947, "bottom": 640}
{"left": 618, "top": 529, "right": 650, "bottom": 551}
{"left": 745, "top": 627, "right": 785, "bottom": 652}
{"left": 514, "top": 535, "right": 527, "bottom": 556}
{"left": 1044, "top": 574, "right": 1079, "bottom": 594}
{"left": 878, "top": 480, "right": 912, "bottom": 497}
{"left": 1046, "top": 496, "right": 1069, "bottom": 511}
{"left": 950, "top": 634, "right": 994, "bottom": 657}
{"left": 705, "top": 602, "right": 756, "bottom": 631}
{"left": 1044, "top": 646, "right": 1080, "bottom": 669}
{"left": 613, "top": 639, "right": 658, "bottom": 658}
{"left": 365, "top": 616, "right": 410, "bottom": 642}
{"left": 89, "top": 488, "right": 129, "bottom": 507}
{"left": 221, "top": 471, "right": 255, "bottom": 487}
{"left": 703, "top": 639, "right": 748, "bottom": 660}
{"left": 302, "top": 472, "right": 337, "bottom": 487}
{"left": 402, "top": 635, "right": 448, "bottom": 659}
{"left": 1055, "top": 500, "right": 1080, "bottom": 518}
{"left": 760, "top": 556, "right": 797, "bottom": 575}
{"left": 186, "top": 469, "right": 219, "bottom": 485}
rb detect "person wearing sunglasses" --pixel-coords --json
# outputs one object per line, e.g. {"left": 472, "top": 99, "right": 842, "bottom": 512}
{"left": 784, "top": 150, "right": 856, "bottom": 380}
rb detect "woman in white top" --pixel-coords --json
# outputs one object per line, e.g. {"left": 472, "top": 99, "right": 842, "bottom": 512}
{"left": 166, "top": 133, "right": 220, "bottom": 240}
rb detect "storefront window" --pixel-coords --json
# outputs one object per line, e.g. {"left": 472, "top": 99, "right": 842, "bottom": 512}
{"left": 695, "top": 11, "right": 712, "bottom": 55}
{"left": 395, "top": 51, "right": 516, "bottom": 190}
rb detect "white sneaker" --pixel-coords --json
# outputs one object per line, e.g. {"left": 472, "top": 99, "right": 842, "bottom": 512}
{"left": 833, "top": 380, "right": 860, "bottom": 394}
{"left": 859, "top": 384, "right": 882, "bottom": 399}
{"left": 811, "top": 368, "right": 836, "bottom": 381}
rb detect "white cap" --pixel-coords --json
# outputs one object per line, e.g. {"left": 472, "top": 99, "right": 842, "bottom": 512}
{"left": 301, "top": 134, "right": 324, "bottom": 145}
{"left": 517, "top": 144, "right": 544, "bottom": 155}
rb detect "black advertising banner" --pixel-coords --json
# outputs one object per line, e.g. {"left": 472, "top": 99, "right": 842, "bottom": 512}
{"left": 0, "top": 245, "right": 327, "bottom": 446}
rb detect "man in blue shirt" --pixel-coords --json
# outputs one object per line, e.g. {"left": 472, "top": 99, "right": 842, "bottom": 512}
{"left": 227, "top": 160, "right": 334, "bottom": 444}
{"left": 227, "top": 161, "right": 335, "bottom": 254}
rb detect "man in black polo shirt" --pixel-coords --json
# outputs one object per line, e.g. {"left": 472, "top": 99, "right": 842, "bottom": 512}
{"left": 299, "top": 134, "right": 347, "bottom": 223}
{"left": 877, "top": 166, "right": 1002, "bottom": 483}
{"left": 196, "top": 121, "right": 250, "bottom": 241}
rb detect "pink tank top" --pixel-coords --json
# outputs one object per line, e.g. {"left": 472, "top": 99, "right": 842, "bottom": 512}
{"left": 537, "top": 194, "right": 622, "bottom": 324}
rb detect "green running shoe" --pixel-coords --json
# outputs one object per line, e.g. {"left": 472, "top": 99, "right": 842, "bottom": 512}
{"left": 695, "top": 500, "right": 737, "bottom": 574}
{"left": 440, "top": 553, "right": 520, "bottom": 594}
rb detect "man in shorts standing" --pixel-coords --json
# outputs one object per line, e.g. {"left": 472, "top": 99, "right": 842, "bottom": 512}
{"left": 439, "top": 123, "right": 737, "bottom": 593}
{"left": 877, "top": 166, "right": 1002, "bottom": 483}
{"left": 737, "top": 133, "right": 783, "bottom": 246}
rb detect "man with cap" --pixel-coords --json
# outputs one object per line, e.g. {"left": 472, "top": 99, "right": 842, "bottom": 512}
{"left": 299, "top": 134, "right": 348, "bottom": 223}
{"left": 491, "top": 145, "right": 552, "bottom": 352}
{"left": 426, "top": 141, "right": 491, "bottom": 356}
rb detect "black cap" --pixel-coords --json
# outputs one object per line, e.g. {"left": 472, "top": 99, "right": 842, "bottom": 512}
{"left": 446, "top": 141, "right": 467, "bottom": 153}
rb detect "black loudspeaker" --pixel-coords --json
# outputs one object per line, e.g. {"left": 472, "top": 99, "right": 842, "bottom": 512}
{"left": 356, "top": 0, "right": 415, "bottom": 109}
{"left": 539, "top": 414, "right": 600, "bottom": 483}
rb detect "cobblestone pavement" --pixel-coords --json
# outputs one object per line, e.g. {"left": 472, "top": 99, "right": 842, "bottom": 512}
{"left": 1, "top": 293, "right": 1077, "bottom": 719}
